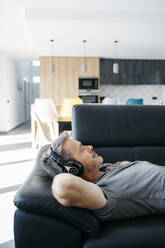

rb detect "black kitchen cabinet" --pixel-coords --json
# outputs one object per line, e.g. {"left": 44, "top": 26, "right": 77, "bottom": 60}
{"left": 100, "top": 58, "right": 113, "bottom": 84}
{"left": 100, "top": 58, "right": 165, "bottom": 85}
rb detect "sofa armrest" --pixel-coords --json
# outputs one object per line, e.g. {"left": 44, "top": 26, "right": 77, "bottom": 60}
{"left": 14, "top": 209, "right": 83, "bottom": 248}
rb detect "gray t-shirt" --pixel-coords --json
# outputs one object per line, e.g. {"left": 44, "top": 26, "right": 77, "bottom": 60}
{"left": 91, "top": 161, "right": 165, "bottom": 221}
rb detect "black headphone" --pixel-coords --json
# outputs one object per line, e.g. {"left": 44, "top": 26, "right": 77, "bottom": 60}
{"left": 49, "top": 147, "right": 84, "bottom": 177}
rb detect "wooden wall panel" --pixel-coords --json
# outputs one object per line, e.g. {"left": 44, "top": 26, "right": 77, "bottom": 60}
{"left": 40, "top": 57, "right": 100, "bottom": 104}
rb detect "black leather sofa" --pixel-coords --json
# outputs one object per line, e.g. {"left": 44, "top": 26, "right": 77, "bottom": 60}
{"left": 14, "top": 105, "right": 165, "bottom": 248}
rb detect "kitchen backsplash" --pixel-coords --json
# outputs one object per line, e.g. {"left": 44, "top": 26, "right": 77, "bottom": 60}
{"left": 100, "top": 85, "right": 165, "bottom": 104}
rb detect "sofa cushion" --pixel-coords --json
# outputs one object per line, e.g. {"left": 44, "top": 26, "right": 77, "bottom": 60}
{"left": 72, "top": 105, "right": 165, "bottom": 165}
{"left": 94, "top": 146, "right": 165, "bottom": 166}
{"left": 13, "top": 145, "right": 99, "bottom": 237}
{"left": 72, "top": 105, "right": 165, "bottom": 147}
{"left": 83, "top": 214, "right": 165, "bottom": 248}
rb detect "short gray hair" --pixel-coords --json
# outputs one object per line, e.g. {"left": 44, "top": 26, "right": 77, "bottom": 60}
{"left": 42, "top": 131, "right": 73, "bottom": 176}
{"left": 51, "top": 131, "right": 72, "bottom": 160}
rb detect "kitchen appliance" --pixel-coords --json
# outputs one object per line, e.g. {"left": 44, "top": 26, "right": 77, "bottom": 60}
{"left": 79, "top": 94, "right": 99, "bottom": 103}
{"left": 79, "top": 89, "right": 99, "bottom": 103}
{"left": 79, "top": 77, "right": 98, "bottom": 90}
{"left": 78, "top": 77, "right": 99, "bottom": 103}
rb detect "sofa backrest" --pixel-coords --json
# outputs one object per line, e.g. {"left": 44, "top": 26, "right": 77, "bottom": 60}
{"left": 72, "top": 105, "right": 165, "bottom": 165}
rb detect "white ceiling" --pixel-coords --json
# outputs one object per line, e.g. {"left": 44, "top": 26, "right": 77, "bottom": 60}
{"left": 1, "top": 0, "right": 165, "bottom": 60}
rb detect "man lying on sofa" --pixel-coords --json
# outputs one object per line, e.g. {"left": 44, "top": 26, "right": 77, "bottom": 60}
{"left": 42, "top": 132, "right": 165, "bottom": 221}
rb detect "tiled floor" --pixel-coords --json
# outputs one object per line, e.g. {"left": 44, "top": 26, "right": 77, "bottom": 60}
{"left": 0, "top": 121, "right": 35, "bottom": 248}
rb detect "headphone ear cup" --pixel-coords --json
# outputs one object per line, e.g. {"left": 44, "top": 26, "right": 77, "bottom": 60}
{"left": 66, "top": 160, "right": 84, "bottom": 177}
{"left": 68, "top": 167, "right": 79, "bottom": 176}
{"left": 49, "top": 147, "right": 84, "bottom": 176}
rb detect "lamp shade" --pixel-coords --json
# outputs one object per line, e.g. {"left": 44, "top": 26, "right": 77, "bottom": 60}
{"left": 82, "top": 63, "right": 87, "bottom": 73}
{"left": 50, "top": 63, "right": 55, "bottom": 73}
{"left": 60, "top": 98, "right": 82, "bottom": 121}
{"left": 113, "top": 62, "right": 119, "bottom": 74}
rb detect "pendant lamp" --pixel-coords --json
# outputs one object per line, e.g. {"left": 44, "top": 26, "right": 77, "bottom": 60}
{"left": 50, "top": 39, "right": 55, "bottom": 73}
{"left": 82, "top": 40, "right": 87, "bottom": 73}
{"left": 113, "top": 40, "right": 119, "bottom": 74}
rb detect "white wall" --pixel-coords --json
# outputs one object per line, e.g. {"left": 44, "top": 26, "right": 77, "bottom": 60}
{"left": 0, "top": 56, "right": 40, "bottom": 132}
{"left": 0, "top": 53, "right": 25, "bottom": 132}
{"left": 100, "top": 85, "right": 165, "bottom": 105}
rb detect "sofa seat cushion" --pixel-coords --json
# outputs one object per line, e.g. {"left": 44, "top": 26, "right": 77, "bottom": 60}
{"left": 83, "top": 214, "right": 165, "bottom": 248}
{"left": 13, "top": 145, "right": 99, "bottom": 237}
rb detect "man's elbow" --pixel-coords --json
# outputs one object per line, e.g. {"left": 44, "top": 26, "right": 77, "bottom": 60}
{"left": 51, "top": 173, "right": 73, "bottom": 206}
{"left": 58, "top": 197, "right": 72, "bottom": 207}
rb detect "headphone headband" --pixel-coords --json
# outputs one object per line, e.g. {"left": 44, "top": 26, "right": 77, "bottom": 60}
{"left": 49, "top": 147, "right": 68, "bottom": 173}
